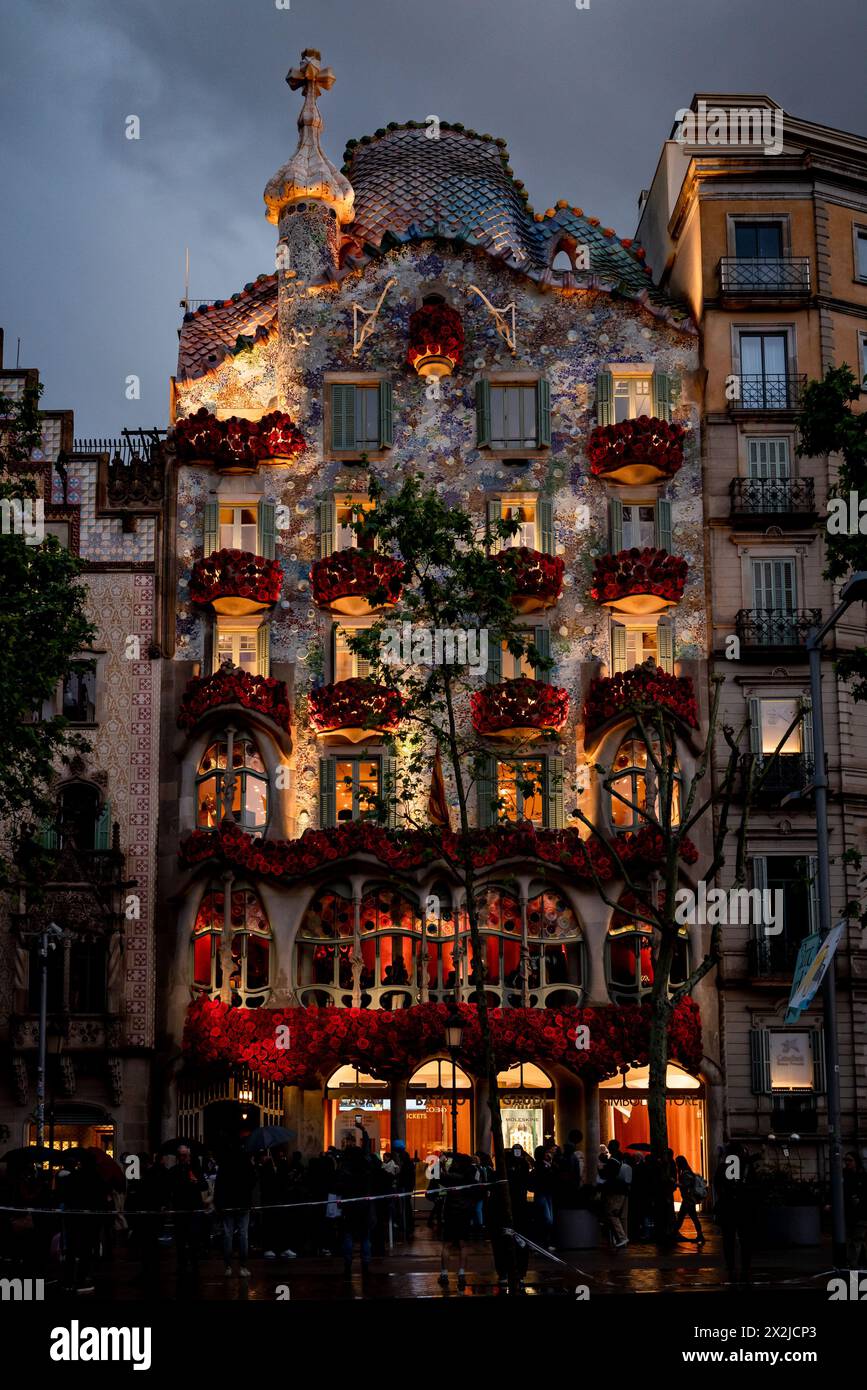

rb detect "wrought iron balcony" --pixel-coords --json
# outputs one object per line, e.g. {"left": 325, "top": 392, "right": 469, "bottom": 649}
{"left": 730, "top": 374, "right": 807, "bottom": 411}
{"left": 729, "top": 476, "right": 816, "bottom": 527}
{"left": 748, "top": 936, "right": 805, "bottom": 978}
{"left": 740, "top": 752, "right": 814, "bottom": 803}
{"left": 719, "top": 257, "right": 811, "bottom": 296}
{"left": 734, "top": 607, "right": 821, "bottom": 658}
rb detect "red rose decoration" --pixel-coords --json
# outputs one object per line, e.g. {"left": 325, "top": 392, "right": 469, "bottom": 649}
{"left": 311, "top": 550, "right": 404, "bottom": 610}
{"left": 587, "top": 415, "right": 685, "bottom": 482}
{"left": 308, "top": 678, "right": 402, "bottom": 736}
{"left": 189, "top": 548, "right": 283, "bottom": 607}
{"left": 584, "top": 667, "right": 699, "bottom": 736}
{"left": 178, "top": 668, "right": 292, "bottom": 732}
{"left": 589, "top": 547, "right": 687, "bottom": 607}
{"left": 470, "top": 677, "right": 569, "bottom": 736}
{"left": 407, "top": 303, "right": 464, "bottom": 374}
{"left": 174, "top": 408, "right": 305, "bottom": 468}
{"left": 494, "top": 548, "right": 564, "bottom": 606}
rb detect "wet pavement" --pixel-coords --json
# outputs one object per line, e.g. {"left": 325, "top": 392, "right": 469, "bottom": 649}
{"left": 55, "top": 1225, "right": 835, "bottom": 1302}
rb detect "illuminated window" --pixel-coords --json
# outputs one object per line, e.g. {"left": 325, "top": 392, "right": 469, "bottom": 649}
{"left": 607, "top": 893, "right": 687, "bottom": 1003}
{"left": 215, "top": 625, "right": 260, "bottom": 674}
{"left": 499, "top": 496, "right": 537, "bottom": 549}
{"left": 335, "top": 494, "right": 375, "bottom": 551}
{"left": 497, "top": 758, "right": 544, "bottom": 824}
{"left": 620, "top": 503, "right": 656, "bottom": 549}
{"left": 295, "top": 884, "right": 420, "bottom": 1007}
{"left": 335, "top": 758, "right": 381, "bottom": 822}
{"left": 192, "top": 883, "right": 271, "bottom": 1008}
{"left": 613, "top": 375, "right": 652, "bottom": 422}
{"left": 196, "top": 730, "right": 269, "bottom": 831}
{"left": 219, "top": 505, "right": 258, "bottom": 553}
{"left": 608, "top": 731, "right": 681, "bottom": 831}
{"left": 333, "top": 625, "right": 370, "bottom": 682}
{"left": 756, "top": 698, "right": 803, "bottom": 754}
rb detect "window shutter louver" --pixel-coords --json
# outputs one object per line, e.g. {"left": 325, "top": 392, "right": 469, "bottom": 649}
{"left": 657, "top": 618, "right": 674, "bottom": 673}
{"left": 378, "top": 380, "right": 394, "bottom": 448}
{"left": 610, "top": 623, "right": 627, "bottom": 673}
{"left": 257, "top": 502, "right": 276, "bottom": 559}
{"left": 331, "top": 384, "right": 356, "bottom": 451}
{"left": 476, "top": 754, "right": 497, "bottom": 828}
{"left": 750, "top": 1029, "right": 771, "bottom": 1094}
{"left": 319, "top": 499, "right": 335, "bottom": 558}
{"left": 654, "top": 498, "right": 673, "bottom": 553}
{"left": 256, "top": 623, "right": 271, "bottom": 678}
{"left": 535, "top": 379, "right": 551, "bottom": 447}
{"left": 596, "top": 371, "right": 613, "bottom": 427}
{"left": 94, "top": 801, "right": 111, "bottom": 851}
{"left": 476, "top": 380, "right": 492, "bottom": 447}
{"left": 383, "top": 754, "right": 399, "bottom": 828}
{"left": 38, "top": 821, "right": 59, "bottom": 850}
{"left": 203, "top": 501, "right": 219, "bottom": 556}
{"left": 319, "top": 758, "right": 336, "bottom": 828}
{"left": 750, "top": 856, "right": 768, "bottom": 943}
{"left": 486, "top": 632, "right": 502, "bottom": 685}
{"left": 533, "top": 626, "right": 551, "bottom": 683}
{"left": 538, "top": 498, "right": 554, "bottom": 555}
{"left": 544, "top": 756, "right": 565, "bottom": 829}
{"left": 748, "top": 697, "right": 763, "bottom": 756}
{"left": 609, "top": 498, "right": 623, "bottom": 552}
{"left": 486, "top": 498, "right": 501, "bottom": 553}
{"left": 652, "top": 370, "right": 672, "bottom": 421}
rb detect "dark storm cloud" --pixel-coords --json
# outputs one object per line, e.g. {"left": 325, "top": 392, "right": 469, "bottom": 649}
{"left": 1, "top": 0, "right": 865, "bottom": 435}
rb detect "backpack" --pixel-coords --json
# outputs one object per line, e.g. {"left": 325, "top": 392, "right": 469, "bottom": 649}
{"left": 692, "top": 1173, "right": 708, "bottom": 1201}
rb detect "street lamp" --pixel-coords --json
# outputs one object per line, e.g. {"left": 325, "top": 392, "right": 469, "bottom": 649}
{"left": 444, "top": 1007, "right": 464, "bottom": 1156}
{"left": 806, "top": 570, "right": 867, "bottom": 1267}
{"left": 34, "top": 922, "right": 63, "bottom": 1149}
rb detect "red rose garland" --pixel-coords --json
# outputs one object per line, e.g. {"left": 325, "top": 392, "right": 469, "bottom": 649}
{"left": 590, "top": 547, "right": 688, "bottom": 606}
{"left": 584, "top": 666, "right": 699, "bottom": 735}
{"left": 494, "top": 547, "right": 565, "bottom": 603}
{"left": 174, "top": 408, "right": 306, "bottom": 466}
{"left": 407, "top": 304, "right": 464, "bottom": 372}
{"left": 470, "top": 677, "right": 569, "bottom": 735}
{"left": 587, "top": 415, "right": 685, "bottom": 479}
{"left": 311, "top": 550, "right": 405, "bottom": 608}
{"left": 308, "top": 678, "right": 403, "bottom": 735}
{"left": 189, "top": 548, "right": 283, "bottom": 607}
{"left": 182, "top": 995, "right": 703, "bottom": 1087}
{"left": 178, "top": 669, "right": 292, "bottom": 732}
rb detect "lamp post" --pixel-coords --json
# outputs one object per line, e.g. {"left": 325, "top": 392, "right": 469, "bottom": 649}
{"left": 34, "top": 922, "right": 62, "bottom": 1149}
{"left": 444, "top": 1007, "right": 465, "bottom": 1156}
{"left": 806, "top": 570, "right": 867, "bottom": 1268}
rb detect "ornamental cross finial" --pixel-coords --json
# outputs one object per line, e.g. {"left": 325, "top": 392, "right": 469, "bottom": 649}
{"left": 287, "top": 48, "right": 335, "bottom": 106}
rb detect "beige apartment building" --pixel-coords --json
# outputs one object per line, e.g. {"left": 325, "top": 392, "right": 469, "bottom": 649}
{"left": 637, "top": 94, "right": 867, "bottom": 1173}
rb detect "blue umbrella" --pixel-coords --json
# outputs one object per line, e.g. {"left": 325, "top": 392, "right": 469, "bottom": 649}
{"left": 244, "top": 1125, "right": 295, "bottom": 1152}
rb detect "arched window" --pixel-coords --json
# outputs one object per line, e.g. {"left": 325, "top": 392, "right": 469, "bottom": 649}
{"left": 525, "top": 887, "right": 584, "bottom": 1005}
{"left": 54, "top": 783, "right": 109, "bottom": 851}
{"left": 606, "top": 893, "right": 688, "bottom": 1003}
{"left": 608, "top": 731, "right": 681, "bottom": 831}
{"left": 196, "top": 729, "right": 268, "bottom": 831}
{"left": 551, "top": 248, "right": 574, "bottom": 273}
{"left": 295, "top": 884, "right": 421, "bottom": 1009}
{"left": 191, "top": 882, "right": 271, "bottom": 1007}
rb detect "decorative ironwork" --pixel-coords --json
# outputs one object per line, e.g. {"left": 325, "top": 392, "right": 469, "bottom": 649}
{"left": 740, "top": 752, "right": 814, "bottom": 802}
{"left": 734, "top": 607, "right": 821, "bottom": 652}
{"left": 352, "top": 277, "right": 396, "bottom": 356}
{"left": 719, "top": 257, "right": 811, "bottom": 295}
{"left": 729, "top": 476, "right": 816, "bottom": 521}
{"left": 748, "top": 937, "right": 804, "bottom": 978}
{"left": 466, "top": 284, "right": 517, "bottom": 354}
{"left": 731, "top": 375, "right": 807, "bottom": 410}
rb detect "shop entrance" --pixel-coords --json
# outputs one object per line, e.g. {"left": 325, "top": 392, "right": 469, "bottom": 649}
{"left": 497, "top": 1062, "right": 556, "bottom": 1155}
{"left": 28, "top": 1102, "right": 115, "bottom": 1157}
{"left": 599, "top": 1063, "right": 705, "bottom": 1176}
{"left": 407, "top": 1058, "right": 473, "bottom": 1158}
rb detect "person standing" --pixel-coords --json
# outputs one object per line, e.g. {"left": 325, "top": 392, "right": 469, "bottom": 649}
{"left": 673, "top": 1155, "right": 705, "bottom": 1244}
{"left": 713, "top": 1141, "right": 758, "bottom": 1286}
{"left": 215, "top": 1144, "right": 257, "bottom": 1276}
{"left": 531, "top": 1145, "right": 556, "bottom": 1250}
{"left": 599, "top": 1151, "right": 629, "bottom": 1249}
{"left": 843, "top": 1151, "right": 867, "bottom": 1269}
{"left": 438, "top": 1153, "right": 476, "bottom": 1290}
{"left": 167, "top": 1146, "right": 208, "bottom": 1278}
{"left": 336, "top": 1125, "right": 375, "bottom": 1277}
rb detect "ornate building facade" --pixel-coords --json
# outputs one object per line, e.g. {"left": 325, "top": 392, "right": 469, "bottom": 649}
{"left": 156, "top": 51, "right": 717, "bottom": 1169}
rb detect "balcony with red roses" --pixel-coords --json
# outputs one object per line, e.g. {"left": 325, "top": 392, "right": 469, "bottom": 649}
{"left": 309, "top": 678, "right": 402, "bottom": 743}
{"left": 178, "top": 666, "right": 292, "bottom": 736}
{"left": 583, "top": 666, "right": 699, "bottom": 746}
{"left": 311, "top": 549, "right": 405, "bottom": 617}
{"left": 471, "top": 678, "right": 569, "bottom": 741}
{"left": 590, "top": 547, "right": 687, "bottom": 616}
{"left": 494, "top": 547, "right": 564, "bottom": 614}
{"left": 407, "top": 302, "right": 464, "bottom": 379}
{"left": 189, "top": 548, "right": 283, "bottom": 616}
{"left": 587, "top": 415, "right": 686, "bottom": 485}
{"left": 174, "top": 408, "right": 306, "bottom": 473}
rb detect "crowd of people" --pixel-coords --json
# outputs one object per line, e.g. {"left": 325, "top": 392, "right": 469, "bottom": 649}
{"left": 1, "top": 1128, "right": 866, "bottom": 1293}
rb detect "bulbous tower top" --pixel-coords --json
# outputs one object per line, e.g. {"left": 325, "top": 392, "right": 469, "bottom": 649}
{"left": 264, "top": 48, "right": 355, "bottom": 226}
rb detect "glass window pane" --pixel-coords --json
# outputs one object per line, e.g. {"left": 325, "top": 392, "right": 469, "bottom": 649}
{"left": 760, "top": 699, "right": 802, "bottom": 753}
{"left": 857, "top": 232, "right": 867, "bottom": 280}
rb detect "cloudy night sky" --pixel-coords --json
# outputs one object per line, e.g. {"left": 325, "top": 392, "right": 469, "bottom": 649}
{"left": 1, "top": 0, "right": 866, "bottom": 437}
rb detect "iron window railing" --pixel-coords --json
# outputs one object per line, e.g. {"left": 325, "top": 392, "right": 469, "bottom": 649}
{"left": 748, "top": 936, "right": 806, "bottom": 977}
{"left": 735, "top": 607, "right": 821, "bottom": 649}
{"left": 729, "top": 476, "right": 816, "bottom": 519}
{"left": 720, "top": 257, "right": 811, "bottom": 295}
{"left": 732, "top": 375, "right": 807, "bottom": 410}
{"left": 740, "top": 751, "right": 814, "bottom": 801}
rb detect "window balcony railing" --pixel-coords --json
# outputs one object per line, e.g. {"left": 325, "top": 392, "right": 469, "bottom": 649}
{"left": 729, "top": 477, "right": 816, "bottom": 526}
{"left": 740, "top": 751, "right": 814, "bottom": 803}
{"left": 719, "top": 257, "right": 811, "bottom": 296}
{"left": 730, "top": 375, "right": 807, "bottom": 411}
{"left": 734, "top": 607, "right": 821, "bottom": 657}
{"left": 748, "top": 936, "right": 805, "bottom": 978}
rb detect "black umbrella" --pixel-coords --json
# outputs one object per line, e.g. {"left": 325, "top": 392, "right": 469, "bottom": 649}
{"left": 624, "top": 1142, "right": 652, "bottom": 1153}
{"left": 244, "top": 1125, "right": 295, "bottom": 1153}
{"left": 158, "top": 1136, "right": 206, "bottom": 1159}
{"left": 2, "top": 1145, "right": 62, "bottom": 1167}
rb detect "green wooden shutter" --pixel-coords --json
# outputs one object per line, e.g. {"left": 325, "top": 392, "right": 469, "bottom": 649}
{"left": 476, "top": 380, "right": 492, "bottom": 448}
{"left": 749, "top": 1028, "right": 771, "bottom": 1094}
{"left": 544, "top": 756, "right": 565, "bottom": 829}
{"left": 654, "top": 498, "right": 672, "bottom": 553}
{"left": 538, "top": 498, "right": 554, "bottom": 555}
{"left": 535, "top": 379, "right": 551, "bottom": 447}
{"left": 378, "top": 380, "right": 394, "bottom": 448}
{"left": 94, "top": 801, "right": 111, "bottom": 851}
{"left": 203, "top": 501, "right": 219, "bottom": 556}
{"left": 256, "top": 622, "right": 271, "bottom": 678}
{"left": 610, "top": 623, "right": 627, "bottom": 673}
{"left": 486, "top": 631, "right": 502, "bottom": 684}
{"left": 609, "top": 498, "right": 623, "bottom": 552}
{"left": 748, "top": 697, "right": 763, "bottom": 755}
{"left": 533, "top": 626, "right": 551, "bottom": 683}
{"left": 652, "top": 370, "right": 673, "bottom": 421}
{"left": 486, "top": 498, "right": 501, "bottom": 552}
{"left": 383, "top": 754, "right": 399, "bottom": 828}
{"left": 355, "top": 634, "right": 370, "bottom": 680}
{"left": 37, "top": 821, "right": 59, "bottom": 850}
{"left": 596, "top": 371, "right": 613, "bottom": 427}
{"left": 319, "top": 758, "right": 336, "bottom": 829}
{"left": 751, "top": 854, "right": 768, "bottom": 945}
{"left": 258, "top": 502, "right": 276, "bottom": 559}
{"left": 657, "top": 618, "right": 674, "bottom": 673}
{"left": 319, "top": 499, "right": 335, "bottom": 558}
{"left": 476, "top": 754, "right": 497, "bottom": 828}
{"left": 331, "top": 384, "right": 356, "bottom": 450}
